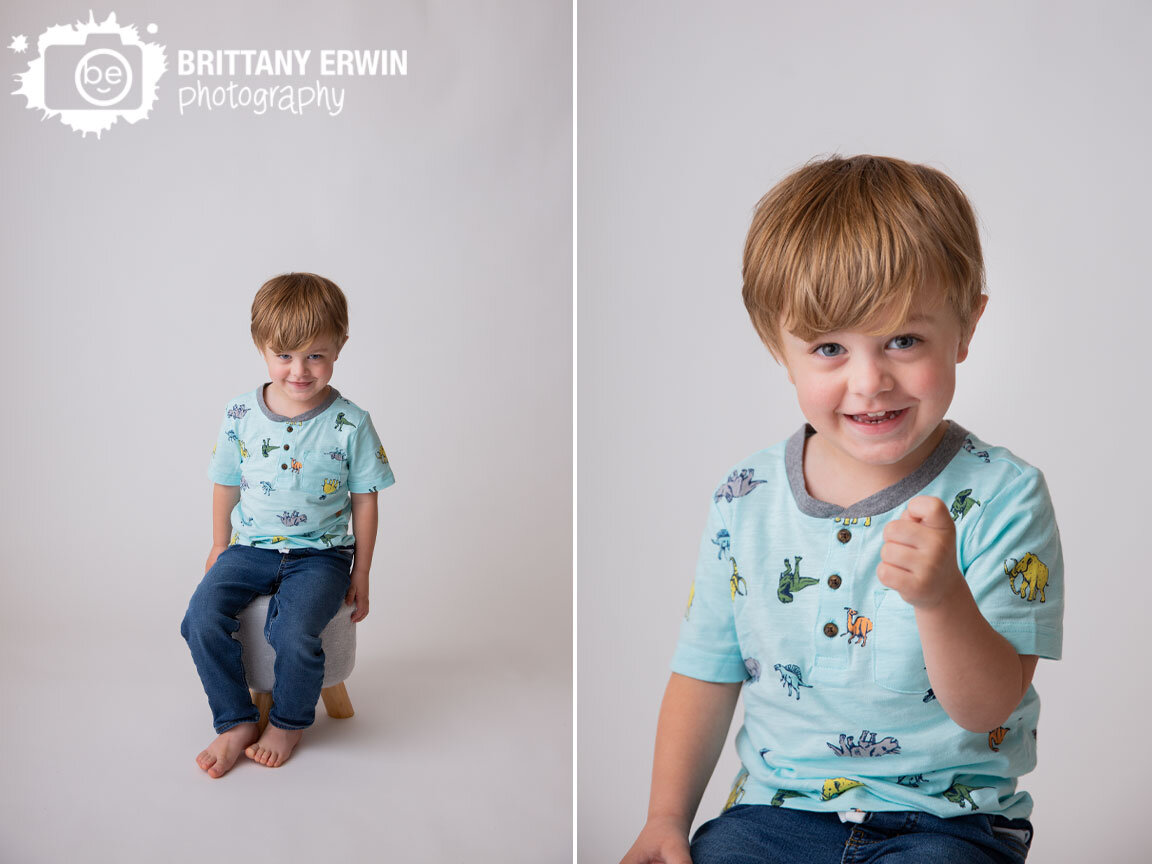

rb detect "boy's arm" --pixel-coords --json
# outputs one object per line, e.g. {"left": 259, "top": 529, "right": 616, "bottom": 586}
{"left": 620, "top": 673, "right": 741, "bottom": 864}
{"left": 205, "top": 483, "right": 240, "bottom": 573}
{"left": 879, "top": 495, "right": 1036, "bottom": 732}
{"left": 346, "top": 491, "right": 378, "bottom": 623}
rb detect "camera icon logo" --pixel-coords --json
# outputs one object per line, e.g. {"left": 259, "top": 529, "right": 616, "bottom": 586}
{"left": 45, "top": 33, "right": 143, "bottom": 110}
{"left": 12, "top": 12, "right": 166, "bottom": 139}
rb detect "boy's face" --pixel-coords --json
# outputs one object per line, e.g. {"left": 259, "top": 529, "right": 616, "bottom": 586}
{"left": 777, "top": 286, "right": 985, "bottom": 488}
{"left": 261, "top": 338, "right": 341, "bottom": 414}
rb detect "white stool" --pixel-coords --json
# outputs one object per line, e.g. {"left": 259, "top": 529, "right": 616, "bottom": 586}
{"left": 232, "top": 594, "right": 357, "bottom": 733}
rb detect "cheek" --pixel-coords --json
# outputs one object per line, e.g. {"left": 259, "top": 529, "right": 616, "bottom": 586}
{"left": 792, "top": 374, "right": 840, "bottom": 414}
{"left": 908, "top": 361, "right": 955, "bottom": 402}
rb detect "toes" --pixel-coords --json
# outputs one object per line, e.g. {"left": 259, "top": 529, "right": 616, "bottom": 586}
{"left": 197, "top": 750, "right": 216, "bottom": 770}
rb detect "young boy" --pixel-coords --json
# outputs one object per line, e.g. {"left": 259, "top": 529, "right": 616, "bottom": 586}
{"left": 181, "top": 272, "right": 395, "bottom": 778}
{"left": 621, "top": 156, "right": 1063, "bottom": 863}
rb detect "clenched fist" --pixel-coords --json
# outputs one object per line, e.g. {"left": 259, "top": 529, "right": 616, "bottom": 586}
{"left": 877, "top": 496, "right": 966, "bottom": 609}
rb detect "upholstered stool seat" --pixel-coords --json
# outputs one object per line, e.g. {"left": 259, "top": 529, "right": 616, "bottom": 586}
{"left": 232, "top": 594, "right": 357, "bottom": 732}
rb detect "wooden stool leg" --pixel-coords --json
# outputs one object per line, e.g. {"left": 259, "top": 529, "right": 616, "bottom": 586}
{"left": 321, "top": 682, "right": 354, "bottom": 719}
{"left": 251, "top": 690, "right": 273, "bottom": 735}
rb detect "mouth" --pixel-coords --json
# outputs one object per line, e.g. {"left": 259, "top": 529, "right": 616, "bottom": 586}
{"left": 845, "top": 408, "right": 907, "bottom": 426}
{"left": 288, "top": 381, "right": 314, "bottom": 389}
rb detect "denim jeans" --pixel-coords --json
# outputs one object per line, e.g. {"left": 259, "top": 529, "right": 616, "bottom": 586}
{"left": 180, "top": 544, "right": 354, "bottom": 733}
{"left": 690, "top": 805, "right": 1032, "bottom": 863}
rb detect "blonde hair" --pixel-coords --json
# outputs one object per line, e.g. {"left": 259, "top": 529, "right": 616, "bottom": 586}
{"left": 250, "top": 272, "right": 349, "bottom": 354}
{"left": 742, "top": 155, "right": 985, "bottom": 357}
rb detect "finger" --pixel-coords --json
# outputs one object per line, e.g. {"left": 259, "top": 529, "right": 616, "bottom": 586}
{"left": 883, "top": 518, "right": 927, "bottom": 548}
{"left": 876, "top": 560, "right": 909, "bottom": 589}
{"left": 905, "top": 495, "right": 953, "bottom": 529}
{"left": 879, "top": 540, "right": 919, "bottom": 572}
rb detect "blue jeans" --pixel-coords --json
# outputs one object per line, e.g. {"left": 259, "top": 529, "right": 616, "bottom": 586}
{"left": 180, "top": 544, "right": 354, "bottom": 733}
{"left": 690, "top": 806, "right": 1032, "bottom": 863}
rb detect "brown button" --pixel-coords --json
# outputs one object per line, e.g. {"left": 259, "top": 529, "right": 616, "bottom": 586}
{"left": 823, "top": 622, "right": 839, "bottom": 638}
{"left": 283, "top": 444, "right": 290, "bottom": 450}
{"left": 836, "top": 528, "right": 852, "bottom": 543}
{"left": 827, "top": 574, "right": 842, "bottom": 589}
{"left": 281, "top": 463, "right": 288, "bottom": 470}
{"left": 286, "top": 426, "right": 293, "bottom": 432}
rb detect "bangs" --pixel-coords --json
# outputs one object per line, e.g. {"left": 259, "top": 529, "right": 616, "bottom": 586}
{"left": 743, "top": 155, "right": 984, "bottom": 355}
{"left": 251, "top": 273, "right": 348, "bottom": 354}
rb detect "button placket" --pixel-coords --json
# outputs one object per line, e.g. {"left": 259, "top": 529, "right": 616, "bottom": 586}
{"left": 815, "top": 518, "right": 863, "bottom": 663}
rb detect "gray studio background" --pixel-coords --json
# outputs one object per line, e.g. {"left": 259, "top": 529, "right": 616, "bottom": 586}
{"left": 0, "top": 2, "right": 570, "bottom": 862}
{"left": 579, "top": 2, "right": 1148, "bottom": 862}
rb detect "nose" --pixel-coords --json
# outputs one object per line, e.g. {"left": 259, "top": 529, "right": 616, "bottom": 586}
{"left": 290, "top": 357, "right": 309, "bottom": 379}
{"left": 847, "top": 354, "right": 893, "bottom": 399}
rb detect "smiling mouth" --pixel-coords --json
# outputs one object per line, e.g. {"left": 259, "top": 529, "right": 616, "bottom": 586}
{"left": 847, "top": 409, "right": 906, "bottom": 424}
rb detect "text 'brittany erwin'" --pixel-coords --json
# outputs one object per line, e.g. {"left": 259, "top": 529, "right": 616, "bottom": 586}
{"left": 176, "top": 50, "right": 408, "bottom": 77}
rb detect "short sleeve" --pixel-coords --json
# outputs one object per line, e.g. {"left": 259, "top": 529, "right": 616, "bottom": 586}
{"left": 345, "top": 411, "right": 396, "bottom": 493}
{"left": 671, "top": 497, "right": 747, "bottom": 683}
{"left": 208, "top": 409, "right": 242, "bottom": 486}
{"left": 959, "top": 466, "right": 1064, "bottom": 660}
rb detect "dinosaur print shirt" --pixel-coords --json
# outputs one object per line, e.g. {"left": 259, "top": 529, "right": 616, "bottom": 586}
{"left": 208, "top": 386, "right": 395, "bottom": 550}
{"left": 673, "top": 421, "right": 1063, "bottom": 820}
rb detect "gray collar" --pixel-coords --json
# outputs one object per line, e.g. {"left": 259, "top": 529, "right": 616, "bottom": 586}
{"left": 785, "top": 420, "right": 968, "bottom": 518}
{"left": 256, "top": 384, "right": 341, "bottom": 422}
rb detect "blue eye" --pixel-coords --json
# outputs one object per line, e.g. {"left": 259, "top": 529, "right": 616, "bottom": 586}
{"left": 887, "top": 335, "right": 919, "bottom": 350}
{"left": 277, "top": 354, "right": 291, "bottom": 361}
{"left": 815, "top": 343, "right": 845, "bottom": 357}
{"left": 308, "top": 354, "right": 323, "bottom": 360}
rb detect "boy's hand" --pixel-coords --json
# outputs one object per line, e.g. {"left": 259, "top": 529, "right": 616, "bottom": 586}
{"left": 619, "top": 817, "right": 692, "bottom": 864}
{"left": 345, "top": 568, "right": 369, "bottom": 623}
{"left": 204, "top": 544, "right": 228, "bottom": 574}
{"left": 877, "top": 496, "right": 966, "bottom": 609}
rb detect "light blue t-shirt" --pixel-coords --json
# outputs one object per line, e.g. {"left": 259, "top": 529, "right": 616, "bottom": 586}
{"left": 673, "top": 421, "right": 1063, "bottom": 820}
{"left": 208, "top": 385, "right": 395, "bottom": 550}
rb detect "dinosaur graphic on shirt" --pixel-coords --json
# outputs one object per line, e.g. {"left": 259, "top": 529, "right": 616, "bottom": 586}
{"left": 261, "top": 438, "right": 281, "bottom": 458}
{"left": 777, "top": 555, "right": 818, "bottom": 603}
{"left": 826, "top": 730, "right": 901, "bottom": 758}
{"left": 942, "top": 783, "right": 990, "bottom": 810}
{"left": 729, "top": 557, "right": 746, "bottom": 600}
{"left": 820, "top": 778, "right": 865, "bottom": 800}
{"left": 714, "top": 469, "right": 765, "bottom": 503}
{"left": 988, "top": 726, "right": 1010, "bottom": 752}
{"left": 950, "top": 489, "right": 981, "bottom": 521}
{"left": 772, "top": 663, "right": 812, "bottom": 700}
{"left": 770, "top": 790, "right": 806, "bottom": 807}
{"left": 278, "top": 510, "right": 308, "bottom": 527}
{"left": 376, "top": 445, "right": 388, "bottom": 464}
{"left": 320, "top": 478, "right": 341, "bottom": 499}
{"left": 743, "top": 658, "right": 761, "bottom": 683}
{"left": 325, "top": 448, "right": 347, "bottom": 462}
{"left": 712, "top": 529, "right": 731, "bottom": 559}
{"left": 227, "top": 403, "right": 250, "bottom": 419}
{"left": 961, "top": 437, "right": 991, "bottom": 463}
{"left": 259, "top": 481, "right": 276, "bottom": 496}
{"left": 334, "top": 412, "right": 356, "bottom": 431}
{"left": 723, "top": 769, "right": 749, "bottom": 811}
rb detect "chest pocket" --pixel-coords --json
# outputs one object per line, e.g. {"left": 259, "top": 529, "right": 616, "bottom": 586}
{"left": 301, "top": 449, "right": 349, "bottom": 501}
{"left": 871, "top": 588, "right": 931, "bottom": 694}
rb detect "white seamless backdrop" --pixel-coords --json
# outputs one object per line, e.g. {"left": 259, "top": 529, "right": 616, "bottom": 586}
{"left": 0, "top": 2, "right": 571, "bottom": 862}
{"left": 578, "top": 2, "right": 1149, "bottom": 862}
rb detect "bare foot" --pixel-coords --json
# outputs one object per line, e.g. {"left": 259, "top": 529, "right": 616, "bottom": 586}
{"left": 245, "top": 725, "right": 304, "bottom": 767}
{"left": 196, "top": 723, "right": 260, "bottom": 779}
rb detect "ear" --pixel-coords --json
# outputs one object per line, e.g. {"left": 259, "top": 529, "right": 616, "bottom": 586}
{"left": 956, "top": 295, "right": 988, "bottom": 363}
